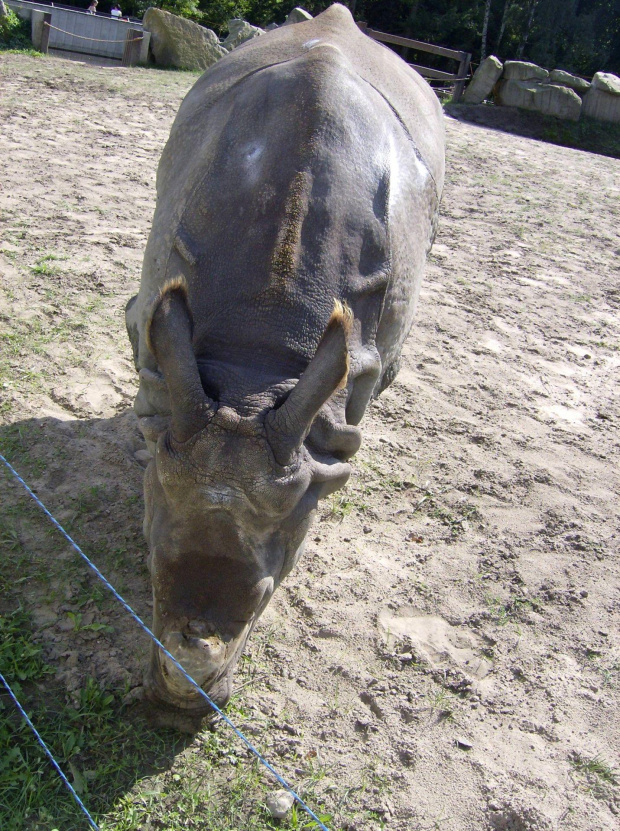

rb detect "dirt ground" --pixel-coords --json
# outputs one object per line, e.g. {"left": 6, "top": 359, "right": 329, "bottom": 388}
{"left": 0, "top": 52, "right": 619, "bottom": 831}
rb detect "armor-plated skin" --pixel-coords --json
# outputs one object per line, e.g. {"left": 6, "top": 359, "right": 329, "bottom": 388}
{"left": 126, "top": 4, "right": 444, "bottom": 717}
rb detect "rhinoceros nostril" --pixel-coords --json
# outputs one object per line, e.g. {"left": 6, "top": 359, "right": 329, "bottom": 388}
{"left": 184, "top": 619, "right": 215, "bottom": 638}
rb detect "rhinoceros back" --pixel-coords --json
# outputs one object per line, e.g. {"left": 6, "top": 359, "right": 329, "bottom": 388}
{"left": 127, "top": 3, "right": 444, "bottom": 423}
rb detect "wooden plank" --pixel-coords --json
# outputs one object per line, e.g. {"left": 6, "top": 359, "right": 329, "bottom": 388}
{"left": 452, "top": 52, "right": 472, "bottom": 102}
{"left": 40, "top": 12, "right": 51, "bottom": 54}
{"left": 408, "top": 64, "right": 459, "bottom": 81}
{"left": 364, "top": 26, "right": 466, "bottom": 61}
{"left": 122, "top": 27, "right": 142, "bottom": 67}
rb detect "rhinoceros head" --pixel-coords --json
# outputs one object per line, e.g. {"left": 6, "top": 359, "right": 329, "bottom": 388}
{"left": 142, "top": 279, "right": 354, "bottom": 715}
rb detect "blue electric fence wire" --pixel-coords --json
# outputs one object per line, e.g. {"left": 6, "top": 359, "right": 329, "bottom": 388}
{"left": 0, "top": 671, "right": 100, "bottom": 830}
{"left": 0, "top": 452, "right": 330, "bottom": 831}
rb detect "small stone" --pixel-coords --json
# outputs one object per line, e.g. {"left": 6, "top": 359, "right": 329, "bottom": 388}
{"left": 266, "top": 789, "right": 295, "bottom": 819}
{"left": 456, "top": 737, "right": 473, "bottom": 750}
{"left": 134, "top": 449, "right": 151, "bottom": 466}
{"left": 363, "top": 525, "right": 372, "bottom": 534}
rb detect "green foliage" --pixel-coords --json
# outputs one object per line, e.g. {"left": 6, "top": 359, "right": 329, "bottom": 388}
{"left": 118, "top": 0, "right": 619, "bottom": 74}
{"left": 359, "top": 0, "right": 619, "bottom": 75}
{"left": 0, "top": 8, "right": 33, "bottom": 51}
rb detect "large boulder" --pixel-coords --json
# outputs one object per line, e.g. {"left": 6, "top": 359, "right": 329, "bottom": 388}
{"left": 503, "top": 61, "right": 549, "bottom": 82}
{"left": 495, "top": 79, "right": 582, "bottom": 121}
{"left": 549, "top": 69, "right": 590, "bottom": 95}
{"left": 221, "top": 18, "right": 265, "bottom": 51}
{"left": 591, "top": 71, "right": 620, "bottom": 96}
{"left": 463, "top": 55, "right": 503, "bottom": 104}
{"left": 283, "top": 7, "right": 313, "bottom": 25}
{"left": 143, "top": 8, "right": 227, "bottom": 71}
{"left": 582, "top": 72, "right": 620, "bottom": 123}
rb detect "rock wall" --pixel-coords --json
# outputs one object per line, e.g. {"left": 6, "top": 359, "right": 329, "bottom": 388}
{"left": 463, "top": 57, "right": 619, "bottom": 126}
{"left": 142, "top": 6, "right": 312, "bottom": 72}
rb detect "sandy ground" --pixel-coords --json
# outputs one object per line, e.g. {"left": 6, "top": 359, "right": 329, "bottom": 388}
{"left": 0, "top": 52, "right": 619, "bottom": 830}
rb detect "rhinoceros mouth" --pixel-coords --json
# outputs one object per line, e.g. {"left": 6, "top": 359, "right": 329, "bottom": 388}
{"left": 144, "top": 621, "right": 254, "bottom": 713}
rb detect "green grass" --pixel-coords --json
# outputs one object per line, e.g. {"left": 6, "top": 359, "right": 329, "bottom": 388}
{"left": 541, "top": 115, "right": 620, "bottom": 160}
{"left": 0, "top": 9, "right": 35, "bottom": 52}
{"left": 571, "top": 754, "right": 618, "bottom": 786}
{"left": 484, "top": 594, "right": 542, "bottom": 626}
{"left": 0, "top": 607, "right": 336, "bottom": 831}
{"left": 0, "top": 422, "right": 341, "bottom": 830}
{"left": 0, "top": 608, "right": 182, "bottom": 831}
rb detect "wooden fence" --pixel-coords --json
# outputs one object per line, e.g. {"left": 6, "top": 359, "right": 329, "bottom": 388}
{"left": 357, "top": 23, "right": 471, "bottom": 103}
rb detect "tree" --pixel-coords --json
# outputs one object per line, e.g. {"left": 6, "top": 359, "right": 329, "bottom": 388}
{"left": 480, "top": 0, "right": 492, "bottom": 60}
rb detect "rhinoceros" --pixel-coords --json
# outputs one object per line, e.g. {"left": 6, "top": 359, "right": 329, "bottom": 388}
{"left": 125, "top": 3, "right": 444, "bottom": 718}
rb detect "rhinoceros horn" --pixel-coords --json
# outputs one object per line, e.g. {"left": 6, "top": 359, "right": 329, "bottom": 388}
{"left": 146, "top": 278, "right": 216, "bottom": 443}
{"left": 266, "top": 301, "right": 352, "bottom": 466}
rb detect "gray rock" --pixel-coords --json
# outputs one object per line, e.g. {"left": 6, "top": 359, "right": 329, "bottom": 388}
{"left": 581, "top": 86, "right": 620, "bottom": 123}
{"left": 591, "top": 71, "right": 620, "bottom": 96}
{"left": 495, "top": 79, "right": 581, "bottom": 121}
{"left": 221, "top": 18, "right": 265, "bottom": 52}
{"left": 266, "top": 789, "right": 295, "bottom": 819}
{"left": 549, "top": 69, "right": 590, "bottom": 95}
{"left": 143, "top": 8, "right": 227, "bottom": 71}
{"left": 283, "top": 7, "right": 313, "bottom": 26}
{"left": 463, "top": 55, "right": 503, "bottom": 104}
{"left": 134, "top": 449, "right": 151, "bottom": 466}
{"left": 503, "top": 60, "right": 549, "bottom": 82}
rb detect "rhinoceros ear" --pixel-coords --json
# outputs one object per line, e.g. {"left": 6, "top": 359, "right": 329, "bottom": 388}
{"left": 266, "top": 301, "right": 352, "bottom": 466}
{"left": 146, "top": 278, "right": 215, "bottom": 443}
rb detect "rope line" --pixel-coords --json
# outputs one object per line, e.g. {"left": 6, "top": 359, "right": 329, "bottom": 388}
{"left": 44, "top": 23, "right": 143, "bottom": 43}
{"left": 0, "top": 671, "right": 100, "bottom": 830}
{"left": 0, "top": 453, "right": 330, "bottom": 831}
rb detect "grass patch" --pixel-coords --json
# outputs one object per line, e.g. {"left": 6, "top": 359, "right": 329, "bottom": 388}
{"left": 0, "top": 608, "right": 184, "bottom": 831}
{"left": 445, "top": 103, "right": 620, "bottom": 160}
{"left": 1, "top": 607, "right": 338, "bottom": 830}
{"left": 484, "top": 594, "right": 542, "bottom": 626}
{"left": 571, "top": 753, "right": 618, "bottom": 786}
{"left": 541, "top": 116, "right": 620, "bottom": 160}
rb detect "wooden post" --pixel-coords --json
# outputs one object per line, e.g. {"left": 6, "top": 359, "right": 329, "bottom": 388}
{"left": 40, "top": 12, "right": 52, "bottom": 54}
{"left": 122, "top": 28, "right": 142, "bottom": 67}
{"left": 452, "top": 52, "right": 471, "bottom": 103}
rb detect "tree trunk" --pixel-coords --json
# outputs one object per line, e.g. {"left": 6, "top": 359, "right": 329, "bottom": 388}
{"left": 517, "top": 0, "right": 540, "bottom": 59}
{"left": 402, "top": 0, "right": 421, "bottom": 62}
{"left": 480, "top": 0, "right": 493, "bottom": 61}
{"left": 0, "top": 0, "right": 8, "bottom": 19}
{"left": 496, "top": 0, "right": 511, "bottom": 50}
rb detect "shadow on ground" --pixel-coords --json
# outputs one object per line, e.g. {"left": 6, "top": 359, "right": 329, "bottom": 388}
{"left": 445, "top": 102, "right": 620, "bottom": 159}
{"left": 0, "top": 411, "right": 200, "bottom": 829}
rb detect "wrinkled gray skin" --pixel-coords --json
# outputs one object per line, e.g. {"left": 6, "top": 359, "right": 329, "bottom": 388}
{"left": 125, "top": 3, "right": 444, "bottom": 719}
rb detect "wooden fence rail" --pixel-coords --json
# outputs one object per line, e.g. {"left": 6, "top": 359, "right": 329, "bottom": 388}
{"left": 357, "top": 22, "right": 471, "bottom": 103}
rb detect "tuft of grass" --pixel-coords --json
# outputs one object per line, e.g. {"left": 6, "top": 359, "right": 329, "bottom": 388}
{"left": 31, "top": 254, "right": 64, "bottom": 277}
{"left": 571, "top": 754, "right": 618, "bottom": 786}
{"left": 484, "top": 593, "right": 543, "bottom": 626}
